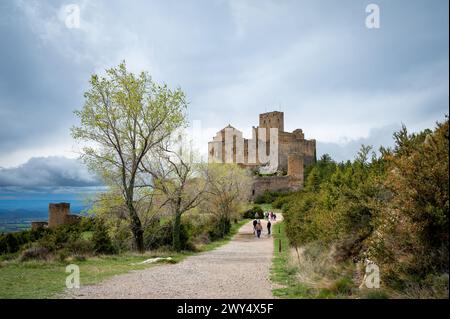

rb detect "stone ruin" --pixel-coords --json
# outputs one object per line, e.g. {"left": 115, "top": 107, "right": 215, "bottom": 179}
{"left": 31, "top": 202, "right": 81, "bottom": 230}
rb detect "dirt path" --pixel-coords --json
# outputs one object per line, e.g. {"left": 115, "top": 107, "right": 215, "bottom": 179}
{"left": 65, "top": 218, "right": 281, "bottom": 299}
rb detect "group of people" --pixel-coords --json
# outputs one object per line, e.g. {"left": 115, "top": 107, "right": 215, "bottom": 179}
{"left": 264, "top": 211, "right": 277, "bottom": 221}
{"left": 252, "top": 211, "right": 275, "bottom": 238}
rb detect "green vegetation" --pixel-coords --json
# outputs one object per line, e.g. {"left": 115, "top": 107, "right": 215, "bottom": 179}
{"left": 0, "top": 251, "right": 187, "bottom": 299}
{"left": 271, "top": 221, "right": 355, "bottom": 298}
{"left": 254, "top": 190, "right": 290, "bottom": 205}
{"left": 242, "top": 205, "right": 263, "bottom": 219}
{"left": 0, "top": 218, "right": 251, "bottom": 298}
{"left": 276, "top": 117, "right": 449, "bottom": 298}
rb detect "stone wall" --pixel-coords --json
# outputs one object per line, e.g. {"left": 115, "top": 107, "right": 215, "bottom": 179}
{"left": 259, "top": 111, "right": 284, "bottom": 131}
{"left": 31, "top": 221, "right": 48, "bottom": 230}
{"left": 48, "top": 203, "right": 70, "bottom": 228}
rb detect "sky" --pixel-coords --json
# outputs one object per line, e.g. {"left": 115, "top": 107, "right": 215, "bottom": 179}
{"left": 0, "top": 0, "right": 448, "bottom": 194}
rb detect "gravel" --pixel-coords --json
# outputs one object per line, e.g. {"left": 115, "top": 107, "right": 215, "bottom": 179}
{"left": 64, "top": 218, "right": 280, "bottom": 299}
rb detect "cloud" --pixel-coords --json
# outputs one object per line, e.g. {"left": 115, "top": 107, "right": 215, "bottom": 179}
{"left": 0, "top": 156, "right": 101, "bottom": 188}
{"left": 0, "top": 0, "right": 448, "bottom": 174}
{"left": 317, "top": 123, "right": 402, "bottom": 162}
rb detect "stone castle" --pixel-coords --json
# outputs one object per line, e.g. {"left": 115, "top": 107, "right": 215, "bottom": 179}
{"left": 31, "top": 203, "right": 81, "bottom": 230}
{"left": 208, "top": 111, "right": 316, "bottom": 198}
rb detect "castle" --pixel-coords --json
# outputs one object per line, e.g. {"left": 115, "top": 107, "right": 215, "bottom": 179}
{"left": 208, "top": 111, "right": 316, "bottom": 199}
{"left": 31, "top": 203, "right": 81, "bottom": 230}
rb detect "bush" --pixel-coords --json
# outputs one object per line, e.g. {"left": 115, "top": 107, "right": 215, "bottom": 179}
{"left": 57, "top": 249, "right": 70, "bottom": 262}
{"left": 208, "top": 216, "right": 231, "bottom": 240}
{"left": 254, "top": 190, "right": 288, "bottom": 204}
{"left": 19, "top": 247, "right": 50, "bottom": 262}
{"left": 254, "top": 191, "right": 275, "bottom": 204}
{"left": 92, "top": 221, "right": 115, "bottom": 254}
{"left": 242, "top": 206, "right": 263, "bottom": 219}
{"left": 65, "top": 238, "right": 94, "bottom": 255}
{"left": 330, "top": 277, "right": 354, "bottom": 295}
{"left": 144, "top": 219, "right": 192, "bottom": 251}
{"left": 272, "top": 195, "right": 291, "bottom": 209}
{"left": 78, "top": 217, "right": 95, "bottom": 232}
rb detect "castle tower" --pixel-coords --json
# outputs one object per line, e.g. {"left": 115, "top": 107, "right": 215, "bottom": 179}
{"left": 259, "top": 111, "right": 284, "bottom": 131}
{"left": 48, "top": 203, "right": 70, "bottom": 228}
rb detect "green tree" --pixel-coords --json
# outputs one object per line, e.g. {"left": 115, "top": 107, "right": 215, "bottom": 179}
{"left": 142, "top": 139, "right": 206, "bottom": 251}
{"left": 203, "top": 164, "right": 252, "bottom": 238}
{"left": 72, "top": 62, "right": 186, "bottom": 252}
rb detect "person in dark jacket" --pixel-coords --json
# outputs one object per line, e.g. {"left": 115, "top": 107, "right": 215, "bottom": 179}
{"left": 267, "top": 220, "right": 272, "bottom": 235}
{"left": 255, "top": 220, "right": 263, "bottom": 238}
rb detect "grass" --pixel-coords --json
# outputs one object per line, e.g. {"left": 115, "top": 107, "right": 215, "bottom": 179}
{"left": 0, "top": 218, "right": 251, "bottom": 299}
{"left": 270, "top": 220, "right": 339, "bottom": 298}
{"left": 269, "top": 220, "right": 392, "bottom": 299}
{"left": 270, "top": 220, "right": 308, "bottom": 298}
{"left": 0, "top": 251, "right": 189, "bottom": 299}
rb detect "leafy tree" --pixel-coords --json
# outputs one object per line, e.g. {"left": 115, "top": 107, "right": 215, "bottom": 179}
{"left": 72, "top": 62, "right": 186, "bottom": 252}
{"left": 141, "top": 139, "right": 206, "bottom": 251}
{"left": 202, "top": 164, "right": 252, "bottom": 238}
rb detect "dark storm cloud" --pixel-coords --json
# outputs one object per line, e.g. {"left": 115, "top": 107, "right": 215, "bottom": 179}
{"left": 0, "top": 156, "right": 101, "bottom": 187}
{"left": 0, "top": 0, "right": 448, "bottom": 171}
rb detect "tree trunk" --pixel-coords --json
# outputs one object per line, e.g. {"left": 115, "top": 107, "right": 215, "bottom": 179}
{"left": 173, "top": 212, "right": 182, "bottom": 251}
{"left": 127, "top": 201, "right": 144, "bottom": 253}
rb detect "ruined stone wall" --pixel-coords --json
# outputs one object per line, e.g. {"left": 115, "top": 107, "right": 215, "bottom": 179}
{"left": 252, "top": 176, "right": 291, "bottom": 198}
{"left": 288, "top": 154, "right": 303, "bottom": 178}
{"left": 259, "top": 111, "right": 284, "bottom": 131}
{"left": 31, "top": 221, "right": 48, "bottom": 230}
{"left": 251, "top": 175, "right": 303, "bottom": 199}
{"left": 278, "top": 131, "right": 316, "bottom": 170}
{"left": 48, "top": 203, "right": 70, "bottom": 228}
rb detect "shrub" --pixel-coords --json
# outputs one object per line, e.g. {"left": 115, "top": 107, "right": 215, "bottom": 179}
{"left": 254, "top": 190, "right": 289, "bottom": 204}
{"left": 78, "top": 217, "right": 95, "bottom": 232}
{"left": 330, "top": 277, "right": 354, "bottom": 295}
{"left": 19, "top": 247, "right": 50, "bottom": 262}
{"left": 254, "top": 190, "right": 274, "bottom": 204}
{"left": 92, "top": 221, "right": 115, "bottom": 254}
{"left": 272, "top": 195, "right": 291, "bottom": 209}
{"left": 72, "top": 255, "right": 86, "bottom": 262}
{"left": 242, "top": 206, "right": 263, "bottom": 219}
{"left": 144, "top": 219, "right": 192, "bottom": 251}
{"left": 208, "top": 216, "right": 231, "bottom": 240}
{"left": 57, "top": 249, "right": 70, "bottom": 262}
{"left": 65, "top": 238, "right": 94, "bottom": 255}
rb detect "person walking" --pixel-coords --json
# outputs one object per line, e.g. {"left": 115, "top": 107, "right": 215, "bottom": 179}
{"left": 255, "top": 220, "right": 263, "bottom": 238}
{"left": 267, "top": 220, "right": 272, "bottom": 235}
{"left": 252, "top": 219, "right": 258, "bottom": 235}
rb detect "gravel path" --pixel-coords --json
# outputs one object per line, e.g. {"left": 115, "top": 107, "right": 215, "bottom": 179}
{"left": 65, "top": 218, "right": 281, "bottom": 299}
